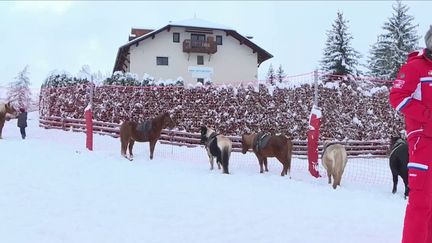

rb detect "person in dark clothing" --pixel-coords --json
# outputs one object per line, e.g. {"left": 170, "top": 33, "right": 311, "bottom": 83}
{"left": 17, "top": 107, "right": 27, "bottom": 139}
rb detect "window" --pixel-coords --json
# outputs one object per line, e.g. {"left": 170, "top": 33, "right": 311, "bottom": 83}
{"left": 173, "top": 33, "right": 180, "bottom": 43}
{"left": 197, "top": 56, "right": 204, "bottom": 65}
{"left": 156, "top": 57, "right": 168, "bottom": 66}
{"left": 191, "top": 34, "right": 206, "bottom": 41}
{"left": 197, "top": 78, "right": 204, "bottom": 84}
{"left": 216, "top": 35, "right": 223, "bottom": 45}
{"left": 191, "top": 34, "right": 206, "bottom": 47}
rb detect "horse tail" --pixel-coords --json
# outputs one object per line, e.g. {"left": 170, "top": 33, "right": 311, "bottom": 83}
{"left": 119, "top": 121, "right": 133, "bottom": 156}
{"left": 221, "top": 140, "right": 231, "bottom": 174}
{"left": 333, "top": 145, "right": 347, "bottom": 189}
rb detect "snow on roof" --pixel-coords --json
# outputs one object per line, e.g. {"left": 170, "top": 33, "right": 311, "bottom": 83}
{"left": 168, "top": 17, "right": 233, "bottom": 30}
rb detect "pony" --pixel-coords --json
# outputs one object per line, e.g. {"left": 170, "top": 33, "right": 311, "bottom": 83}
{"left": 389, "top": 136, "right": 409, "bottom": 199}
{"left": 321, "top": 143, "right": 348, "bottom": 189}
{"left": 0, "top": 101, "right": 17, "bottom": 139}
{"left": 200, "top": 126, "right": 232, "bottom": 174}
{"left": 241, "top": 132, "right": 293, "bottom": 177}
{"left": 119, "top": 112, "right": 175, "bottom": 161}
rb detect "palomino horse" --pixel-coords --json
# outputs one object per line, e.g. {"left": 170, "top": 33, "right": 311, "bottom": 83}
{"left": 241, "top": 132, "right": 293, "bottom": 177}
{"left": 119, "top": 112, "right": 175, "bottom": 161}
{"left": 321, "top": 142, "right": 348, "bottom": 189}
{"left": 389, "top": 136, "right": 409, "bottom": 198}
{"left": 0, "top": 101, "right": 17, "bottom": 139}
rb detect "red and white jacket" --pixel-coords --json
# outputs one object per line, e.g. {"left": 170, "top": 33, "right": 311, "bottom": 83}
{"left": 389, "top": 49, "right": 432, "bottom": 139}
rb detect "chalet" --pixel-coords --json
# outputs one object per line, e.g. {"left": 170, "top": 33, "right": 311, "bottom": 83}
{"left": 113, "top": 18, "right": 273, "bottom": 85}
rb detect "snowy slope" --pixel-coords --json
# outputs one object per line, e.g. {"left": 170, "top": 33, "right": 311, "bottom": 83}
{"left": 0, "top": 112, "right": 406, "bottom": 243}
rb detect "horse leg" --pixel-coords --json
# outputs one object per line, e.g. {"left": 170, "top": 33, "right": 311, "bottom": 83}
{"left": 128, "top": 139, "right": 135, "bottom": 160}
{"left": 121, "top": 137, "right": 130, "bottom": 160}
{"left": 149, "top": 140, "right": 156, "bottom": 160}
{"left": 0, "top": 121, "right": 4, "bottom": 139}
{"left": 209, "top": 155, "right": 215, "bottom": 170}
{"left": 402, "top": 174, "right": 409, "bottom": 199}
{"left": 400, "top": 166, "right": 409, "bottom": 198}
{"left": 276, "top": 155, "right": 288, "bottom": 177}
{"left": 256, "top": 154, "right": 264, "bottom": 173}
{"left": 332, "top": 172, "right": 340, "bottom": 189}
{"left": 326, "top": 168, "right": 332, "bottom": 184}
{"left": 391, "top": 171, "right": 398, "bottom": 194}
{"left": 264, "top": 158, "right": 269, "bottom": 172}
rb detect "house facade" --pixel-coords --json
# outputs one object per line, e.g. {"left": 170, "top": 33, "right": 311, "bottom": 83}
{"left": 113, "top": 18, "right": 273, "bottom": 85}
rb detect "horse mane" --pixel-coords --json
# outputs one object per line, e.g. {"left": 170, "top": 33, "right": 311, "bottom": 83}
{"left": 153, "top": 112, "right": 169, "bottom": 122}
{"left": 390, "top": 136, "right": 404, "bottom": 149}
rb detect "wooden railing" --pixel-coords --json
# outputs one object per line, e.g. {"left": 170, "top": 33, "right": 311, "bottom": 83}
{"left": 39, "top": 116, "right": 389, "bottom": 157}
{"left": 183, "top": 39, "right": 217, "bottom": 54}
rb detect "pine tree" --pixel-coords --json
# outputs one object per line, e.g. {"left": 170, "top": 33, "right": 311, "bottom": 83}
{"left": 43, "top": 70, "right": 73, "bottom": 88}
{"left": 367, "top": 0, "right": 419, "bottom": 80}
{"left": 320, "top": 11, "right": 361, "bottom": 77}
{"left": 7, "top": 65, "right": 32, "bottom": 109}
{"left": 276, "top": 65, "right": 286, "bottom": 83}
{"left": 266, "top": 64, "right": 275, "bottom": 85}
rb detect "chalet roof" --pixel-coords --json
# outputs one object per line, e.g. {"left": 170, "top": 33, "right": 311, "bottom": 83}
{"left": 113, "top": 18, "right": 273, "bottom": 73}
{"left": 169, "top": 18, "right": 233, "bottom": 30}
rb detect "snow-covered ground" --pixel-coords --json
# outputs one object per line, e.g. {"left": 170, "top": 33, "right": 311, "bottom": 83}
{"left": 1, "top": 112, "right": 406, "bottom": 243}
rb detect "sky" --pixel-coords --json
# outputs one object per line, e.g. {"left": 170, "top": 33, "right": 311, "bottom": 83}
{"left": 1, "top": 111, "right": 406, "bottom": 242}
{"left": 0, "top": 1, "right": 431, "bottom": 89}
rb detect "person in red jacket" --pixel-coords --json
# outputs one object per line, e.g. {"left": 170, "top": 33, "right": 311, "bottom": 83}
{"left": 389, "top": 25, "right": 432, "bottom": 243}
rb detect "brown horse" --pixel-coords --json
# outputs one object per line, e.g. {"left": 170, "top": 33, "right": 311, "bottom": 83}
{"left": 120, "top": 112, "right": 175, "bottom": 161}
{"left": 0, "top": 101, "right": 17, "bottom": 139}
{"left": 241, "top": 132, "right": 293, "bottom": 177}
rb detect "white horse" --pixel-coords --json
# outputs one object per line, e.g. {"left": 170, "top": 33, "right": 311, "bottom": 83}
{"left": 200, "top": 126, "right": 232, "bottom": 174}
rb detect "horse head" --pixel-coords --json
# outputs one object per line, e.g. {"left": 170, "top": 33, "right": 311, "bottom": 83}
{"left": 1, "top": 101, "right": 17, "bottom": 116}
{"left": 389, "top": 136, "right": 403, "bottom": 150}
{"left": 241, "top": 133, "right": 255, "bottom": 154}
{"left": 163, "top": 112, "right": 175, "bottom": 129}
{"left": 200, "top": 126, "right": 217, "bottom": 145}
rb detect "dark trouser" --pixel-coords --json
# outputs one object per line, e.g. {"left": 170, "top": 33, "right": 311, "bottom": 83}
{"left": 19, "top": 127, "right": 26, "bottom": 139}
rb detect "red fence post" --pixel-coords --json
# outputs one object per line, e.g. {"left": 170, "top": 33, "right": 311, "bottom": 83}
{"left": 85, "top": 105, "right": 93, "bottom": 151}
{"left": 307, "top": 106, "right": 321, "bottom": 178}
{"left": 85, "top": 82, "right": 94, "bottom": 151}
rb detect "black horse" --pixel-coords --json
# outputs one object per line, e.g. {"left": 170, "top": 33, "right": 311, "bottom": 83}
{"left": 389, "top": 136, "right": 409, "bottom": 199}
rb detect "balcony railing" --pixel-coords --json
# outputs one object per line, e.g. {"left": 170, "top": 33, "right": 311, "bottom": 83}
{"left": 183, "top": 39, "right": 217, "bottom": 54}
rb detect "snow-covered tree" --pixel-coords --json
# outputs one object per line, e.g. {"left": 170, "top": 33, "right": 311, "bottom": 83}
{"left": 266, "top": 64, "right": 276, "bottom": 85}
{"left": 320, "top": 11, "right": 362, "bottom": 77}
{"left": 42, "top": 70, "right": 73, "bottom": 88}
{"left": 104, "top": 71, "right": 140, "bottom": 86}
{"left": 276, "top": 65, "right": 286, "bottom": 83}
{"left": 7, "top": 65, "right": 32, "bottom": 109}
{"left": 367, "top": 0, "right": 419, "bottom": 80}
{"left": 176, "top": 77, "right": 185, "bottom": 86}
{"left": 142, "top": 73, "right": 156, "bottom": 86}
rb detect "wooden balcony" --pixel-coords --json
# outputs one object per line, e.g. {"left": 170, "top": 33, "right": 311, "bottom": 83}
{"left": 183, "top": 39, "right": 217, "bottom": 54}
